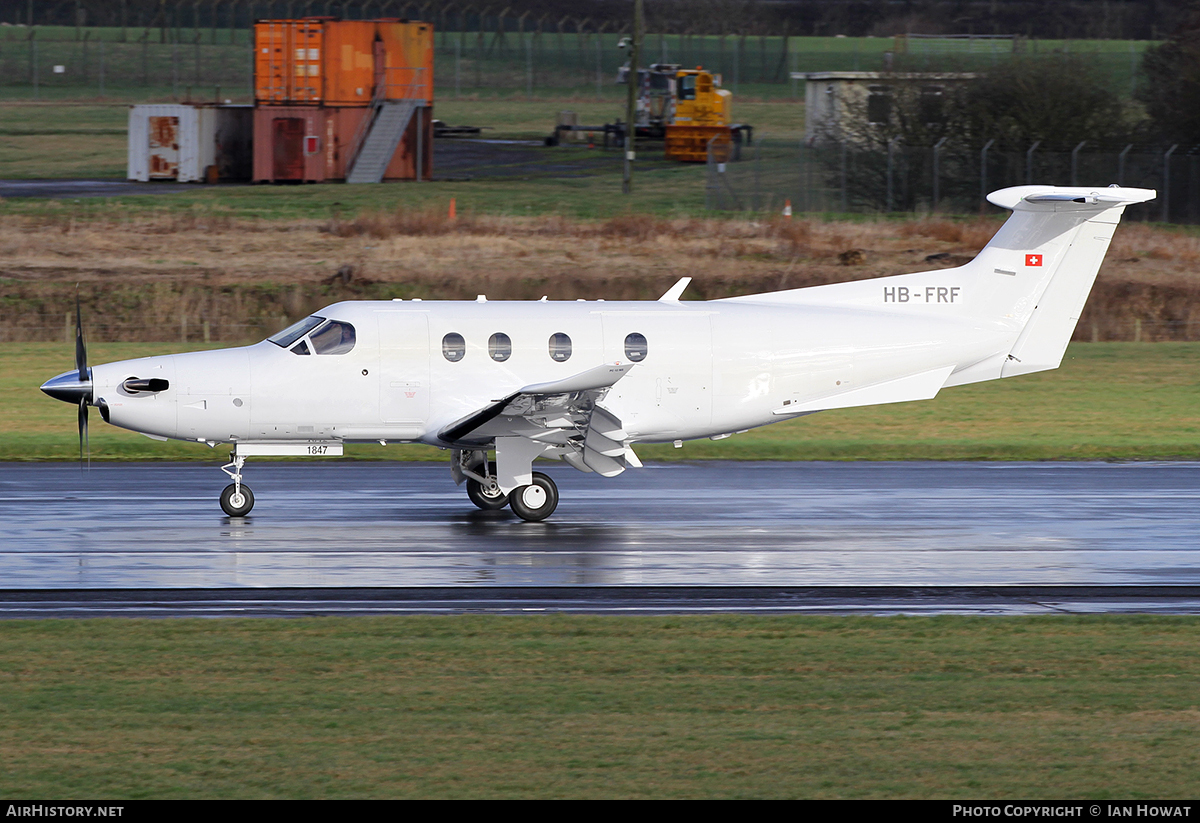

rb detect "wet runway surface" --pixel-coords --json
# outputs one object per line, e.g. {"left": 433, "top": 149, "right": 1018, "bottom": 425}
{"left": 1, "top": 461, "right": 1198, "bottom": 615}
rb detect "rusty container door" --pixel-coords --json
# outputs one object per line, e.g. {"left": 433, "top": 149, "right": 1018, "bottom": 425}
{"left": 324, "top": 20, "right": 376, "bottom": 105}
{"left": 148, "top": 116, "right": 180, "bottom": 179}
{"left": 273, "top": 117, "right": 305, "bottom": 180}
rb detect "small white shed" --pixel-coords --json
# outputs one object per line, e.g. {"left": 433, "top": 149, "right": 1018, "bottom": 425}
{"left": 128, "top": 104, "right": 252, "bottom": 182}
{"left": 793, "top": 71, "right": 976, "bottom": 145}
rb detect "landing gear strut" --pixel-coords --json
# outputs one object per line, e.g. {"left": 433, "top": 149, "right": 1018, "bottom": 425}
{"left": 466, "top": 461, "right": 509, "bottom": 510}
{"left": 219, "top": 452, "right": 255, "bottom": 517}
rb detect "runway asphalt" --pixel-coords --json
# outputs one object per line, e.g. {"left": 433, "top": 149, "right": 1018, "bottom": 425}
{"left": 1, "top": 460, "right": 1198, "bottom": 616}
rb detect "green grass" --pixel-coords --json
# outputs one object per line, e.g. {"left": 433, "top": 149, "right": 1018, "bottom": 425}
{"left": 1, "top": 614, "right": 1198, "bottom": 798}
{"left": 6, "top": 342, "right": 1199, "bottom": 462}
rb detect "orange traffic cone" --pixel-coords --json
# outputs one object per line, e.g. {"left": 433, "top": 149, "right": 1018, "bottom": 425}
{"left": 449, "top": 197, "right": 457, "bottom": 221}
{"left": 782, "top": 199, "right": 793, "bottom": 219}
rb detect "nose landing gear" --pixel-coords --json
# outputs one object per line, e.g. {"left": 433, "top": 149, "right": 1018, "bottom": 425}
{"left": 219, "top": 452, "right": 254, "bottom": 517}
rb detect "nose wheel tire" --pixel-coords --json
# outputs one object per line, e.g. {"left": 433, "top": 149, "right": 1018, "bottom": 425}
{"left": 466, "top": 461, "right": 509, "bottom": 510}
{"left": 509, "top": 472, "right": 559, "bottom": 522}
{"left": 220, "top": 483, "right": 255, "bottom": 517}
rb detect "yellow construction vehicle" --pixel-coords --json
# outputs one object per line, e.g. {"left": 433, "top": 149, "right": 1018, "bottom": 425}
{"left": 664, "top": 67, "right": 748, "bottom": 162}
{"left": 547, "top": 63, "right": 752, "bottom": 161}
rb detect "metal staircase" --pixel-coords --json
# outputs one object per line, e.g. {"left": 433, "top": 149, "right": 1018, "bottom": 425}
{"left": 345, "top": 99, "right": 419, "bottom": 184}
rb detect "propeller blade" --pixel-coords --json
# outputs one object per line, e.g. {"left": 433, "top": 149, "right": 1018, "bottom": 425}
{"left": 74, "top": 292, "right": 88, "bottom": 383}
{"left": 78, "top": 398, "right": 89, "bottom": 472}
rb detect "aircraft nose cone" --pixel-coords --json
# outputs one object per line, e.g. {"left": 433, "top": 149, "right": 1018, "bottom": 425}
{"left": 41, "top": 369, "right": 93, "bottom": 405}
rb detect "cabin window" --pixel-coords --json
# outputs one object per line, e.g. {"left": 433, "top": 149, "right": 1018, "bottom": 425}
{"left": 867, "top": 85, "right": 892, "bottom": 126}
{"left": 624, "top": 332, "right": 648, "bottom": 362}
{"left": 442, "top": 332, "right": 466, "bottom": 362}
{"left": 268, "top": 315, "right": 324, "bottom": 348}
{"left": 309, "top": 320, "right": 356, "bottom": 355}
{"left": 919, "top": 85, "right": 945, "bottom": 126}
{"left": 488, "top": 332, "right": 512, "bottom": 362}
{"left": 548, "top": 332, "right": 572, "bottom": 362}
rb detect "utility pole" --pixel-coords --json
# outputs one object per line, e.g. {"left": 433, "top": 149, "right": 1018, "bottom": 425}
{"left": 622, "top": 0, "right": 643, "bottom": 195}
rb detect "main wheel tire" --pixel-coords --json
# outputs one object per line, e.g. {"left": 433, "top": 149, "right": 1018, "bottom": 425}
{"left": 466, "top": 461, "right": 509, "bottom": 510}
{"left": 220, "top": 483, "right": 255, "bottom": 517}
{"left": 509, "top": 471, "right": 559, "bottom": 522}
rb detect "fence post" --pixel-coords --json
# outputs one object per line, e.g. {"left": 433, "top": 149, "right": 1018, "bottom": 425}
{"left": 455, "top": 37, "right": 461, "bottom": 98}
{"left": 841, "top": 140, "right": 848, "bottom": 212}
{"left": 1163, "top": 144, "right": 1178, "bottom": 223}
{"left": 980, "top": 138, "right": 995, "bottom": 210}
{"left": 1025, "top": 140, "right": 1041, "bottom": 185}
{"left": 1129, "top": 41, "right": 1138, "bottom": 96}
{"left": 932, "top": 136, "right": 948, "bottom": 211}
{"left": 595, "top": 35, "right": 603, "bottom": 99}
{"left": 1071, "top": 141, "right": 1086, "bottom": 186}
{"left": 706, "top": 136, "right": 716, "bottom": 210}
{"left": 887, "top": 136, "right": 899, "bottom": 212}
{"left": 525, "top": 32, "right": 532, "bottom": 96}
{"left": 1118, "top": 143, "right": 1132, "bottom": 186}
{"left": 99, "top": 39, "right": 104, "bottom": 97}
{"left": 732, "top": 34, "right": 739, "bottom": 94}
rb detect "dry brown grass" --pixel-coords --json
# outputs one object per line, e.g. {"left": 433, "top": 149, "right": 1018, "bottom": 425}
{"left": 2, "top": 208, "right": 1198, "bottom": 342}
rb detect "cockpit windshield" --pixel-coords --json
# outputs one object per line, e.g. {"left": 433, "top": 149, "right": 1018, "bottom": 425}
{"left": 268, "top": 315, "right": 356, "bottom": 355}
{"left": 269, "top": 315, "right": 325, "bottom": 348}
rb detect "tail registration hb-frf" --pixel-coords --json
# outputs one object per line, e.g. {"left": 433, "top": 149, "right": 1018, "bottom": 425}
{"left": 41, "top": 185, "right": 1156, "bottom": 520}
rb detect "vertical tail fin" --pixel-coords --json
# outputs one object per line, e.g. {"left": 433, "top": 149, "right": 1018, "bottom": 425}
{"left": 978, "top": 186, "right": 1155, "bottom": 377}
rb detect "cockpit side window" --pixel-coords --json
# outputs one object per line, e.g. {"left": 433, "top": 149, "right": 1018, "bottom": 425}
{"left": 291, "top": 339, "right": 311, "bottom": 355}
{"left": 268, "top": 315, "right": 325, "bottom": 348}
{"left": 678, "top": 74, "right": 697, "bottom": 100}
{"left": 309, "top": 320, "right": 356, "bottom": 355}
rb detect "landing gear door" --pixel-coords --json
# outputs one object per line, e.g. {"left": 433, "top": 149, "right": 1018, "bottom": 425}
{"left": 378, "top": 311, "right": 430, "bottom": 434}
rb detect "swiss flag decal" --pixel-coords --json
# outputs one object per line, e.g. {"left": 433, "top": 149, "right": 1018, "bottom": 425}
{"left": 1025, "top": 253, "right": 1043, "bottom": 267}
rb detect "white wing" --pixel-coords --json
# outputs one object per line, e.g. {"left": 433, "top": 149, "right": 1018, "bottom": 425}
{"left": 437, "top": 362, "right": 639, "bottom": 477}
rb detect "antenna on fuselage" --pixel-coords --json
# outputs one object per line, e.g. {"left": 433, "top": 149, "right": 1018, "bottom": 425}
{"left": 658, "top": 277, "right": 692, "bottom": 303}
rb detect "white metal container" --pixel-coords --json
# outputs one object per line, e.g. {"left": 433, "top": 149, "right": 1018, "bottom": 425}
{"left": 128, "top": 104, "right": 252, "bottom": 183}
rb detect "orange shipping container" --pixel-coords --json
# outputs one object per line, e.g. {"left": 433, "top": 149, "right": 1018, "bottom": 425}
{"left": 255, "top": 18, "right": 433, "bottom": 107}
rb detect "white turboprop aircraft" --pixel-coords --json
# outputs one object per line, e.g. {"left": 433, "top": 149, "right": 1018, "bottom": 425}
{"left": 42, "top": 185, "right": 1154, "bottom": 520}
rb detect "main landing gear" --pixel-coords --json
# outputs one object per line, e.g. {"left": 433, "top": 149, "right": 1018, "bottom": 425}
{"left": 508, "top": 472, "right": 559, "bottom": 522}
{"left": 460, "top": 453, "right": 559, "bottom": 522}
{"left": 219, "top": 453, "right": 254, "bottom": 517}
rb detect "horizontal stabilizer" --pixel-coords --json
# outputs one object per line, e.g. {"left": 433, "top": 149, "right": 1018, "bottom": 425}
{"left": 988, "top": 185, "right": 1156, "bottom": 210}
{"left": 773, "top": 366, "right": 954, "bottom": 415}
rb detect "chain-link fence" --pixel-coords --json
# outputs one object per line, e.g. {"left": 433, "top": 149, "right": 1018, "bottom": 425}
{"left": 708, "top": 137, "right": 1200, "bottom": 224}
{"left": 0, "top": 20, "right": 1153, "bottom": 101}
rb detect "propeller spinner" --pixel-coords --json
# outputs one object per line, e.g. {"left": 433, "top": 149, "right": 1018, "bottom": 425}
{"left": 39, "top": 295, "right": 93, "bottom": 468}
